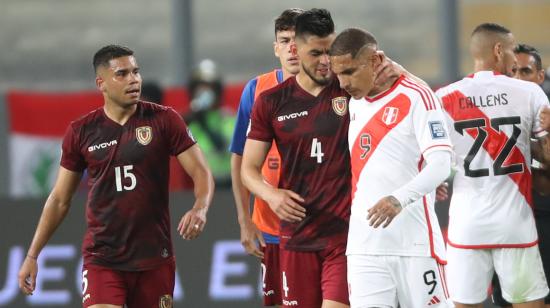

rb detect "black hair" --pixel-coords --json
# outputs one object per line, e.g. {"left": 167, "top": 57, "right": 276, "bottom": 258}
{"left": 471, "top": 23, "right": 511, "bottom": 37}
{"left": 93, "top": 45, "right": 134, "bottom": 72}
{"left": 329, "top": 28, "right": 378, "bottom": 58}
{"left": 274, "top": 8, "right": 305, "bottom": 35}
{"left": 295, "top": 8, "right": 334, "bottom": 39}
{"left": 515, "top": 43, "right": 543, "bottom": 71}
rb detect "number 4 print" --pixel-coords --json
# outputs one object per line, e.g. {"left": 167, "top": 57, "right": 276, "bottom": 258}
{"left": 310, "top": 138, "right": 324, "bottom": 163}
{"left": 282, "top": 271, "right": 290, "bottom": 297}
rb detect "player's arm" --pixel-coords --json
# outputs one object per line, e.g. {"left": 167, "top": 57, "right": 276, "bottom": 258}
{"left": 231, "top": 154, "right": 265, "bottom": 258}
{"left": 176, "top": 144, "right": 215, "bottom": 240}
{"left": 368, "top": 150, "right": 452, "bottom": 228}
{"left": 372, "top": 51, "right": 430, "bottom": 91}
{"left": 229, "top": 78, "right": 266, "bottom": 257}
{"left": 18, "top": 166, "right": 82, "bottom": 295}
{"left": 241, "top": 139, "right": 305, "bottom": 223}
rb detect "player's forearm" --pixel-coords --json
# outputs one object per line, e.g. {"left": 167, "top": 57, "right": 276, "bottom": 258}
{"left": 537, "top": 135, "right": 550, "bottom": 167}
{"left": 241, "top": 162, "right": 274, "bottom": 205}
{"left": 27, "top": 194, "right": 71, "bottom": 258}
{"left": 230, "top": 154, "right": 253, "bottom": 225}
{"left": 392, "top": 150, "right": 452, "bottom": 207}
{"left": 189, "top": 165, "right": 215, "bottom": 212}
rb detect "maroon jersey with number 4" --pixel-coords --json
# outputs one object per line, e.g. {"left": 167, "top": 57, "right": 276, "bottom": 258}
{"left": 61, "top": 101, "right": 196, "bottom": 271}
{"left": 248, "top": 76, "right": 351, "bottom": 251}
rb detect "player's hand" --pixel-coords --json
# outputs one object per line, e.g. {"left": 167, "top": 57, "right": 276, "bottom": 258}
{"left": 178, "top": 204, "right": 207, "bottom": 240}
{"left": 436, "top": 182, "right": 449, "bottom": 202}
{"left": 373, "top": 51, "right": 402, "bottom": 90}
{"left": 367, "top": 196, "right": 402, "bottom": 228}
{"left": 18, "top": 256, "right": 38, "bottom": 295}
{"left": 265, "top": 189, "right": 306, "bottom": 223}
{"left": 541, "top": 106, "right": 550, "bottom": 132}
{"left": 239, "top": 219, "right": 266, "bottom": 258}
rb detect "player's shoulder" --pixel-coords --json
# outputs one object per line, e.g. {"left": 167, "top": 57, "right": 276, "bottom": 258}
{"left": 69, "top": 106, "right": 105, "bottom": 130}
{"left": 256, "top": 75, "right": 295, "bottom": 104}
{"left": 138, "top": 100, "right": 179, "bottom": 118}
{"left": 398, "top": 76, "right": 439, "bottom": 109}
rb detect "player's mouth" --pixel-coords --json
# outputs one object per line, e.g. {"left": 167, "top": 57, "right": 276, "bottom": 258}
{"left": 287, "top": 57, "right": 299, "bottom": 65}
{"left": 125, "top": 88, "right": 140, "bottom": 98}
{"left": 317, "top": 67, "right": 330, "bottom": 76}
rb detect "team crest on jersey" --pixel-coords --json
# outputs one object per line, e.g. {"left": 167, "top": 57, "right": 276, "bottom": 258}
{"left": 136, "top": 126, "right": 153, "bottom": 145}
{"left": 382, "top": 107, "right": 399, "bottom": 125}
{"left": 159, "top": 295, "right": 173, "bottom": 308}
{"left": 332, "top": 97, "right": 348, "bottom": 116}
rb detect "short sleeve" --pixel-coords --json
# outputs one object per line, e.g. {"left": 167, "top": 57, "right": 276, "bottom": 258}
{"left": 229, "top": 78, "right": 257, "bottom": 155}
{"left": 413, "top": 89, "right": 453, "bottom": 157}
{"left": 60, "top": 124, "right": 86, "bottom": 172}
{"left": 531, "top": 85, "right": 550, "bottom": 138}
{"left": 247, "top": 92, "right": 275, "bottom": 143}
{"left": 165, "top": 107, "right": 197, "bottom": 156}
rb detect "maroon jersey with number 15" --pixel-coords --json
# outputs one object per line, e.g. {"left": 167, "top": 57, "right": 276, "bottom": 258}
{"left": 61, "top": 101, "right": 196, "bottom": 271}
{"left": 248, "top": 76, "right": 351, "bottom": 251}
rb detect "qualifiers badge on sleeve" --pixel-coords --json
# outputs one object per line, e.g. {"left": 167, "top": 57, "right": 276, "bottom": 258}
{"left": 332, "top": 97, "right": 348, "bottom": 116}
{"left": 136, "top": 126, "right": 153, "bottom": 145}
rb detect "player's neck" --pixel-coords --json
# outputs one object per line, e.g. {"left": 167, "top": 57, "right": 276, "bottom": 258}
{"left": 368, "top": 75, "right": 399, "bottom": 98}
{"left": 281, "top": 69, "right": 295, "bottom": 81}
{"left": 473, "top": 59, "right": 498, "bottom": 74}
{"left": 103, "top": 99, "right": 138, "bottom": 125}
{"left": 296, "top": 72, "right": 325, "bottom": 97}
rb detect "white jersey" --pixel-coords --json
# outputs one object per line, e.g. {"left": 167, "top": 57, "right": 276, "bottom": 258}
{"left": 435, "top": 71, "right": 549, "bottom": 248}
{"left": 347, "top": 76, "right": 453, "bottom": 263}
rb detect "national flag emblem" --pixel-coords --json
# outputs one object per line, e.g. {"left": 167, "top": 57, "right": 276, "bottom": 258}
{"left": 332, "top": 96, "right": 348, "bottom": 116}
{"left": 136, "top": 126, "right": 153, "bottom": 145}
{"left": 382, "top": 107, "right": 399, "bottom": 125}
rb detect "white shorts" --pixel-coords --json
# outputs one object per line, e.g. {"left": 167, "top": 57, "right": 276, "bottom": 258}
{"left": 347, "top": 255, "right": 452, "bottom": 308}
{"left": 447, "top": 245, "right": 549, "bottom": 304}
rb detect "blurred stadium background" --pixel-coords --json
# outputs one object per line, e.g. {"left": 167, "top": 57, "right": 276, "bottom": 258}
{"left": 0, "top": 0, "right": 549, "bottom": 307}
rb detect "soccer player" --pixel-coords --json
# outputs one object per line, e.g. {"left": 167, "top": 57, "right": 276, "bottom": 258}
{"left": 241, "top": 8, "right": 352, "bottom": 308}
{"left": 17, "top": 45, "right": 215, "bottom": 308}
{"left": 330, "top": 28, "right": 453, "bottom": 308}
{"left": 229, "top": 8, "right": 303, "bottom": 306}
{"left": 435, "top": 24, "right": 550, "bottom": 308}
{"left": 492, "top": 44, "right": 550, "bottom": 308}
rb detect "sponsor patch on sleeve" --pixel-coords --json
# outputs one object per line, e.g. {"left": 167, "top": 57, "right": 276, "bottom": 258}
{"left": 429, "top": 121, "right": 447, "bottom": 139}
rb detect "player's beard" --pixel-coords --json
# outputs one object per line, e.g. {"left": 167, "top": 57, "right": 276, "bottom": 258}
{"left": 302, "top": 63, "right": 331, "bottom": 86}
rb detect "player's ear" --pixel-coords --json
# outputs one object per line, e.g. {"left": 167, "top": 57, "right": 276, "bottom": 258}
{"left": 493, "top": 42, "right": 503, "bottom": 62}
{"left": 273, "top": 41, "right": 279, "bottom": 58}
{"left": 96, "top": 75, "right": 105, "bottom": 92}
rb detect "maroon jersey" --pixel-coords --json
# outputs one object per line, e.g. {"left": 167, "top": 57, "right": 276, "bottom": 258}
{"left": 248, "top": 77, "right": 351, "bottom": 251}
{"left": 61, "top": 101, "right": 195, "bottom": 271}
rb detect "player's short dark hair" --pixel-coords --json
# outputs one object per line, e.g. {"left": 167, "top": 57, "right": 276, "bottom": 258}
{"left": 515, "top": 43, "right": 543, "bottom": 71}
{"left": 274, "top": 8, "right": 305, "bottom": 35}
{"left": 93, "top": 45, "right": 134, "bottom": 72}
{"left": 471, "top": 23, "right": 511, "bottom": 37}
{"left": 329, "top": 28, "right": 378, "bottom": 58}
{"left": 295, "top": 8, "right": 334, "bottom": 40}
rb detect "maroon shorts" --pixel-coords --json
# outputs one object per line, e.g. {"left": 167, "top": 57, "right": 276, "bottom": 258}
{"left": 261, "top": 243, "right": 282, "bottom": 306}
{"left": 279, "top": 242, "right": 349, "bottom": 307}
{"left": 81, "top": 259, "right": 175, "bottom": 308}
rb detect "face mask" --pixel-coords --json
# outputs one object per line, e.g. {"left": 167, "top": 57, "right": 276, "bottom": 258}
{"left": 190, "top": 88, "right": 216, "bottom": 112}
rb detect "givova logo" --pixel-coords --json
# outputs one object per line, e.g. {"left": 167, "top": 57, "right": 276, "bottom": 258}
{"left": 88, "top": 140, "right": 117, "bottom": 152}
{"left": 277, "top": 111, "right": 308, "bottom": 122}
